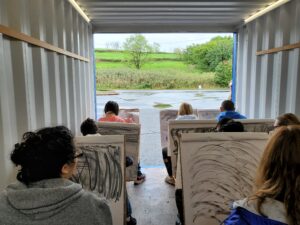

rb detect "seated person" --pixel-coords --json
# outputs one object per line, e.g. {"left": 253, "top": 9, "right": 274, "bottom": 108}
{"left": 217, "top": 118, "right": 245, "bottom": 132}
{"left": 224, "top": 125, "right": 300, "bottom": 225}
{"left": 0, "top": 126, "right": 112, "bottom": 225}
{"left": 163, "top": 102, "right": 198, "bottom": 186}
{"left": 80, "top": 118, "right": 136, "bottom": 225}
{"left": 215, "top": 117, "right": 234, "bottom": 131}
{"left": 173, "top": 103, "right": 199, "bottom": 225}
{"left": 216, "top": 100, "right": 246, "bottom": 122}
{"left": 176, "top": 102, "right": 198, "bottom": 121}
{"left": 98, "top": 100, "right": 133, "bottom": 123}
{"left": 98, "top": 101, "right": 145, "bottom": 185}
{"left": 274, "top": 112, "right": 300, "bottom": 128}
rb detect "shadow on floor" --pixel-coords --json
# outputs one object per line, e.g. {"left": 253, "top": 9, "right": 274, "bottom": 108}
{"left": 127, "top": 168, "right": 177, "bottom": 225}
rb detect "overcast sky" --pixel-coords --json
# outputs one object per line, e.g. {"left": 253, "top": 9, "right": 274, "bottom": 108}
{"left": 94, "top": 33, "right": 232, "bottom": 52}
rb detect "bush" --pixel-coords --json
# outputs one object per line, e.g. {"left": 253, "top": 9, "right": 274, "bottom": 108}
{"left": 96, "top": 68, "right": 217, "bottom": 90}
{"left": 214, "top": 60, "right": 232, "bottom": 87}
{"left": 183, "top": 36, "right": 233, "bottom": 72}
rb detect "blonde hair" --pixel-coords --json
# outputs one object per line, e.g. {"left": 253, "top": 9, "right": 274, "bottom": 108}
{"left": 252, "top": 125, "right": 300, "bottom": 224}
{"left": 178, "top": 102, "right": 193, "bottom": 116}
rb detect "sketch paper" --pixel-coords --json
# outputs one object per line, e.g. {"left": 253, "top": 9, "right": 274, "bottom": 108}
{"left": 180, "top": 132, "right": 269, "bottom": 225}
{"left": 197, "top": 109, "right": 219, "bottom": 120}
{"left": 160, "top": 110, "right": 178, "bottom": 149}
{"left": 236, "top": 119, "right": 274, "bottom": 132}
{"left": 73, "top": 135, "right": 125, "bottom": 225}
{"left": 97, "top": 122, "right": 141, "bottom": 181}
{"left": 168, "top": 119, "right": 274, "bottom": 179}
{"left": 119, "top": 108, "right": 140, "bottom": 124}
{"left": 160, "top": 109, "right": 218, "bottom": 148}
{"left": 168, "top": 120, "right": 217, "bottom": 177}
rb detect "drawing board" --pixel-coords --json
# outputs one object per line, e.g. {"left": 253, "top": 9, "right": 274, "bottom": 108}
{"left": 168, "top": 119, "right": 274, "bottom": 180}
{"left": 73, "top": 135, "right": 125, "bottom": 225}
{"left": 196, "top": 109, "right": 219, "bottom": 120}
{"left": 97, "top": 122, "right": 141, "bottom": 181}
{"left": 160, "top": 109, "right": 218, "bottom": 149}
{"left": 180, "top": 132, "right": 269, "bottom": 225}
{"left": 119, "top": 108, "right": 140, "bottom": 124}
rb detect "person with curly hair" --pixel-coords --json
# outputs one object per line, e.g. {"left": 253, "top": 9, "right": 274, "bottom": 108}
{"left": 0, "top": 126, "right": 112, "bottom": 225}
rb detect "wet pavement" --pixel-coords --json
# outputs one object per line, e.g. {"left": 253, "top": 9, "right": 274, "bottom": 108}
{"left": 97, "top": 90, "right": 229, "bottom": 167}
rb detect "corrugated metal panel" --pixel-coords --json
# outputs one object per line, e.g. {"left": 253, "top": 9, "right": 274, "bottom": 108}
{"left": 0, "top": 0, "right": 94, "bottom": 189}
{"left": 236, "top": 0, "right": 300, "bottom": 119}
{"left": 76, "top": 0, "right": 278, "bottom": 33}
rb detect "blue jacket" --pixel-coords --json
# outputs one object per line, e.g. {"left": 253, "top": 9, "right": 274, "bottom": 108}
{"left": 216, "top": 111, "right": 247, "bottom": 122}
{"left": 223, "top": 207, "right": 287, "bottom": 225}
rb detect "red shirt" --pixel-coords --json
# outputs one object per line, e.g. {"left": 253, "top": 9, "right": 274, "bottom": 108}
{"left": 98, "top": 115, "right": 126, "bottom": 123}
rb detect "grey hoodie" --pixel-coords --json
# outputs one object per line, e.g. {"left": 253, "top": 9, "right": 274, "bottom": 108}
{"left": 0, "top": 178, "right": 112, "bottom": 225}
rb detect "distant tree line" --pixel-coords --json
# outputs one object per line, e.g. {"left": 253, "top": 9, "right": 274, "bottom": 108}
{"left": 182, "top": 36, "right": 233, "bottom": 87}
{"left": 103, "top": 35, "right": 233, "bottom": 87}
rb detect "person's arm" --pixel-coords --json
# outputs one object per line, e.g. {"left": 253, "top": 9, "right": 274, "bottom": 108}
{"left": 96, "top": 200, "right": 113, "bottom": 225}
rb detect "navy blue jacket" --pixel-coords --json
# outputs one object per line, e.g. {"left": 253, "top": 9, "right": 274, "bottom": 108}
{"left": 223, "top": 207, "right": 287, "bottom": 225}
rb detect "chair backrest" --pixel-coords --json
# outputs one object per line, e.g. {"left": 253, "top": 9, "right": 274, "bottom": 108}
{"left": 168, "top": 119, "right": 274, "bottom": 177}
{"left": 180, "top": 132, "right": 269, "bottom": 225}
{"left": 73, "top": 135, "right": 125, "bottom": 225}
{"left": 96, "top": 122, "right": 141, "bottom": 181}
{"left": 236, "top": 119, "right": 274, "bottom": 132}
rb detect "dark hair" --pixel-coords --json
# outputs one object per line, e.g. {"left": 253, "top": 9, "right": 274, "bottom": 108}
{"left": 219, "top": 121, "right": 244, "bottom": 132}
{"left": 276, "top": 113, "right": 300, "bottom": 127}
{"left": 104, "top": 101, "right": 119, "bottom": 115}
{"left": 10, "top": 126, "right": 75, "bottom": 185}
{"left": 80, "top": 118, "right": 98, "bottom": 136}
{"left": 252, "top": 125, "right": 300, "bottom": 224}
{"left": 215, "top": 118, "right": 233, "bottom": 131}
{"left": 221, "top": 100, "right": 235, "bottom": 111}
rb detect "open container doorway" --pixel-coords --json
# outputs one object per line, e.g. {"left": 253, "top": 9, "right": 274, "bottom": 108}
{"left": 93, "top": 32, "right": 234, "bottom": 167}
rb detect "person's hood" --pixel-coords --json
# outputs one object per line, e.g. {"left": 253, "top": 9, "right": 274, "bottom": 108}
{"left": 5, "top": 178, "right": 83, "bottom": 220}
{"left": 233, "top": 198, "right": 288, "bottom": 224}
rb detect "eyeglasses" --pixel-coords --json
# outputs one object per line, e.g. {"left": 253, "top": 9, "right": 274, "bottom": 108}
{"left": 74, "top": 152, "right": 83, "bottom": 159}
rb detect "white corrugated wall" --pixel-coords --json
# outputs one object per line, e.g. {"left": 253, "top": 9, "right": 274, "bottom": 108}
{"left": 0, "top": 0, "right": 95, "bottom": 189}
{"left": 236, "top": 0, "right": 300, "bottom": 119}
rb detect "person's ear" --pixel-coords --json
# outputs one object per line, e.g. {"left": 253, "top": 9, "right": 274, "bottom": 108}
{"left": 220, "top": 106, "right": 223, "bottom": 112}
{"left": 61, "top": 163, "right": 76, "bottom": 179}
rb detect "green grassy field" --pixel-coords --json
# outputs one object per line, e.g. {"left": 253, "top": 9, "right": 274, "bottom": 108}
{"left": 95, "top": 50, "right": 220, "bottom": 90}
{"left": 95, "top": 50, "right": 179, "bottom": 61}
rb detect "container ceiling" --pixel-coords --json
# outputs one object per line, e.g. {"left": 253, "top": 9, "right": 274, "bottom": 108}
{"left": 76, "top": 0, "right": 279, "bottom": 33}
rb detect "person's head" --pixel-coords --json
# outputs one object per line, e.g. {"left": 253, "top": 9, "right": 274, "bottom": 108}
{"left": 220, "top": 100, "right": 235, "bottom": 112}
{"left": 10, "top": 126, "right": 77, "bottom": 185}
{"left": 215, "top": 118, "right": 235, "bottom": 131}
{"left": 178, "top": 102, "right": 193, "bottom": 116}
{"left": 104, "top": 101, "right": 119, "bottom": 115}
{"left": 80, "top": 118, "right": 98, "bottom": 136}
{"left": 253, "top": 125, "right": 300, "bottom": 224}
{"left": 274, "top": 113, "right": 300, "bottom": 128}
{"left": 218, "top": 120, "right": 244, "bottom": 132}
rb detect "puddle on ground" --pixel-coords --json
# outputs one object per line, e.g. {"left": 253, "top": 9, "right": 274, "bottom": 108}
{"left": 194, "top": 93, "right": 205, "bottom": 97}
{"left": 121, "top": 98, "right": 137, "bottom": 102}
{"left": 153, "top": 103, "right": 172, "bottom": 109}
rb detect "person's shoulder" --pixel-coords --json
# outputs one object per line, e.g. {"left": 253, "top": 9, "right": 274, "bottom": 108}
{"left": 78, "top": 191, "right": 112, "bottom": 223}
{"left": 216, "top": 112, "right": 226, "bottom": 121}
{"left": 115, "top": 116, "right": 126, "bottom": 123}
{"left": 98, "top": 117, "right": 106, "bottom": 122}
{"left": 230, "top": 198, "right": 288, "bottom": 224}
